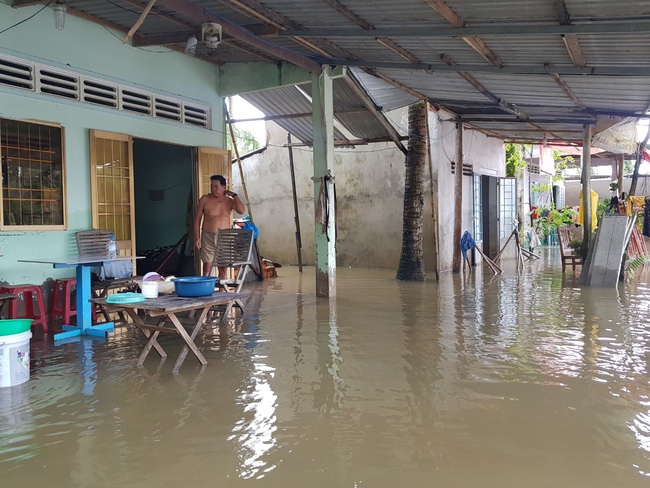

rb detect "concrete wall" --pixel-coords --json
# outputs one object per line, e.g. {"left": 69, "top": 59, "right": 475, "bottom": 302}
{"left": 565, "top": 175, "right": 650, "bottom": 207}
{"left": 232, "top": 107, "right": 505, "bottom": 273}
{"left": 0, "top": 4, "right": 224, "bottom": 286}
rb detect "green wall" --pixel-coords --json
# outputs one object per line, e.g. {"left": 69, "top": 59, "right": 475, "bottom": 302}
{"left": 0, "top": 4, "right": 225, "bottom": 285}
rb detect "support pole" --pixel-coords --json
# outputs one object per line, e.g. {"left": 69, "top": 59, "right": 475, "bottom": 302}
{"left": 312, "top": 66, "right": 336, "bottom": 297}
{"left": 582, "top": 124, "right": 593, "bottom": 259}
{"left": 452, "top": 117, "right": 463, "bottom": 273}
{"left": 225, "top": 106, "right": 254, "bottom": 221}
{"left": 617, "top": 153, "right": 624, "bottom": 195}
{"left": 288, "top": 134, "right": 303, "bottom": 272}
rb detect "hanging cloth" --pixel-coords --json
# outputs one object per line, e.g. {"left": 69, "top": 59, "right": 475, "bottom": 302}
{"left": 460, "top": 231, "right": 476, "bottom": 261}
{"left": 528, "top": 227, "right": 542, "bottom": 249}
{"left": 577, "top": 189, "right": 599, "bottom": 229}
{"left": 644, "top": 197, "right": 650, "bottom": 237}
{"left": 625, "top": 195, "right": 646, "bottom": 216}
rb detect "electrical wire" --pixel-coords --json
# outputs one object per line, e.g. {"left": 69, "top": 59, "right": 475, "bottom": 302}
{"left": 0, "top": 0, "right": 52, "bottom": 35}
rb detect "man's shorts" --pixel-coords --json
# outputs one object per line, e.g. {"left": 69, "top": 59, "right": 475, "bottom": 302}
{"left": 200, "top": 230, "right": 218, "bottom": 263}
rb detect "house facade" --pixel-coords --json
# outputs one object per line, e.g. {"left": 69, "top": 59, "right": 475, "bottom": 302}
{"left": 0, "top": 4, "right": 230, "bottom": 287}
{"left": 1, "top": 3, "right": 507, "bottom": 295}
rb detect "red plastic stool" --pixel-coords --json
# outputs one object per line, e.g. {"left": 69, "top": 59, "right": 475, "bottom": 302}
{"left": 0, "top": 284, "right": 48, "bottom": 332}
{"left": 51, "top": 278, "right": 96, "bottom": 325}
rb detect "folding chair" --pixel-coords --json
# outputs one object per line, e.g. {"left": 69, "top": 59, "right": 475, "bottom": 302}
{"left": 76, "top": 229, "right": 113, "bottom": 257}
{"left": 76, "top": 229, "right": 138, "bottom": 323}
{"left": 211, "top": 228, "right": 255, "bottom": 316}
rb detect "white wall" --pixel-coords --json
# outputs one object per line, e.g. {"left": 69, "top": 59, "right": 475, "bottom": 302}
{"left": 232, "top": 107, "right": 505, "bottom": 272}
{"left": 565, "top": 176, "right": 650, "bottom": 207}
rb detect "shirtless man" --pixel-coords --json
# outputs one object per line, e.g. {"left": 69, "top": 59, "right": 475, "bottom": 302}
{"left": 194, "top": 174, "right": 245, "bottom": 277}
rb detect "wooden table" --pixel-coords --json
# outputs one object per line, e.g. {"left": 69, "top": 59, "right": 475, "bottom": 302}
{"left": 18, "top": 255, "right": 141, "bottom": 342}
{"left": 93, "top": 292, "right": 245, "bottom": 373}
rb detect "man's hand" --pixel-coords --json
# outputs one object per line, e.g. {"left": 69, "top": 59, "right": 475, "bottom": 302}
{"left": 195, "top": 238, "right": 201, "bottom": 249}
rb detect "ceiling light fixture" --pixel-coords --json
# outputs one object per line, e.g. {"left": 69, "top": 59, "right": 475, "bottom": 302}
{"left": 202, "top": 23, "right": 222, "bottom": 49}
{"left": 53, "top": 1, "right": 67, "bottom": 31}
{"left": 184, "top": 35, "right": 198, "bottom": 56}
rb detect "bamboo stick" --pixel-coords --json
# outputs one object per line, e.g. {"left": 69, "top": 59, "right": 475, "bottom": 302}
{"left": 123, "top": 0, "right": 158, "bottom": 44}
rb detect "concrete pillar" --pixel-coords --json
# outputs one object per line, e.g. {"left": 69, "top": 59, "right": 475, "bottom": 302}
{"left": 312, "top": 66, "right": 336, "bottom": 297}
{"left": 452, "top": 117, "right": 463, "bottom": 272}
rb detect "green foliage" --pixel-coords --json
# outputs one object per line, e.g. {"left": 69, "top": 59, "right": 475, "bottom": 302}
{"left": 568, "top": 238, "right": 583, "bottom": 257}
{"left": 227, "top": 126, "right": 261, "bottom": 154}
{"left": 506, "top": 143, "right": 527, "bottom": 177}
{"left": 624, "top": 159, "right": 634, "bottom": 175}
{"left": 552, "top": 150, "right": 576, "bottom": 184}
{"left": 531, "top": 183, "right": 550, "bottom": 194}
{"left": 626, "top": 255, "right": 648, "bottom": 276}
{"left": 530, "top": 204, "right": 577, "bottom": 238}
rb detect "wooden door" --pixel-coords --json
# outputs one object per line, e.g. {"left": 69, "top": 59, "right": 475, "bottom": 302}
{"left": 195, "top": 147, "right": 231, "bottom": 274}
{"left": 195, "top": 147, "right": 232, "bottom": 201}
{"left": 89, "top": 130, "right": 136, "bottom": 268}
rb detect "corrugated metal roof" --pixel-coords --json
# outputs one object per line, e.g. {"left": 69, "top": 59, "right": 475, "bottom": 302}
{"left": 17, "top": 0, "right": 650, "bottom": 145}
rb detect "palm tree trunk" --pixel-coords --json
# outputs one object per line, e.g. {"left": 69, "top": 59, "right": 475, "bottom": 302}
{"left": 396, "top": 101, "right": 426, "bottom": 281}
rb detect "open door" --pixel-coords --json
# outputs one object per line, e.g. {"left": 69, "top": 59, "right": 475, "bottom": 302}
{"left": 89, "top": 130, "right": 137, "bottom": 268}
{"left": 195, "top": 147, "right": 232, "bottom": 274}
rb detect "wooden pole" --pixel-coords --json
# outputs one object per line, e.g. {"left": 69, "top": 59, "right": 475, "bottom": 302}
{"left": 424, "top": 103, "right": 440, "bottom": 281}
{"left": 582, "top": 124, "right": 593, "bottom": 259}
{"left": 287, "top": 134, "right": 303, "bottom": 272}
{"left": 225, "top": 105, "right": 253, "bottom": 221}
{"left": 452, "top": 117, "right": 463, "bottom": 273}
{"left": 123, "top": 0, "right": 158, "bottom": 44}
{"left": 617, "top": 153, "right": 624, "bottom": 195}
{"left": 493, "top": 228, "right": 516, "bottom": 262}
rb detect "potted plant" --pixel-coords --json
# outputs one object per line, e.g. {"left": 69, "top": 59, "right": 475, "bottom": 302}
{"left": 530, "top": 203, "right": 577, "bottom": 245}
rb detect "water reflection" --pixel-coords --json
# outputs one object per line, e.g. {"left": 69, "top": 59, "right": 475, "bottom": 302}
{"left": 2, "top": 255, "right": 650, "bottom": 485}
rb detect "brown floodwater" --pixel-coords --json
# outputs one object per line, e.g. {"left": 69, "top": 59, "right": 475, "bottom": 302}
{"left": 2, "top": 248, "right": 650, "bottom": 487}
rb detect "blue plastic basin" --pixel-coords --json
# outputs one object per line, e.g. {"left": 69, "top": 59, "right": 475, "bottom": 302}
{"left": 172, "top": 276, "right": 218, "bottom": 297}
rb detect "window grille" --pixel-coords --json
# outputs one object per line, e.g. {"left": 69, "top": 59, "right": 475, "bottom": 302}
{"left": 1, "top": 118, "right": 65, "bottom": 228}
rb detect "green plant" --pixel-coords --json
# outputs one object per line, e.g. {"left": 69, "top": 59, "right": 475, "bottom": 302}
{"left": 506, "top": 143, "right": 528, "bottom": 177}
{"left": 530, "top": 204, "right": 577, "bottom": 240}
{"left": 626, "top": 255, "right": 648, "bottom": 276}
{"left": 568, "top": 238, "right": 583, "bottom": 257}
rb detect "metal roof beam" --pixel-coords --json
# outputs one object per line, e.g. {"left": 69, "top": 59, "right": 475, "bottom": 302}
{"left": 282, "top": 21, "right": 650, "bottom": 38}
{"left": 154, "top": 0, "right": 323, "bottom": 73}
{"left": 424, "top": 1, "right": 503, "bottom": 67}
{"left": 342, "top": 72, "right": 408, "bottom": 154}
{"left": 440, "top": 55, "right": 526, "bottom": 119}
{"left": 314, "top": 58, "right": 650, "bottom": 76}
{"left": 321, "top": 0, "right": 375, "bottom": 30}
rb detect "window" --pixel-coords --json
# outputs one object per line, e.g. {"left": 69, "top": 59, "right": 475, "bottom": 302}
{"left": 1, "top": 118, "right": 65, "bottom": 229}
{"left": 499, "top": 177, "right": 517, "bottom": 239}
{"left": 473, "top": 175, "right": 483, "bottom": 242}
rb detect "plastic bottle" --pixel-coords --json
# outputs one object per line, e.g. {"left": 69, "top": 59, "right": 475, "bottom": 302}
{"left": 108, "top": 235, "right": 117, "bottom": 259}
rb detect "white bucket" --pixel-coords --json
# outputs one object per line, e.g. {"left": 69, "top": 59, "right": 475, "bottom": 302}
{"left": 141, "top": 281, "right": 159, "bottom": 299}
{"left": 0, "top": 331, "right": 31, "bottom": 388}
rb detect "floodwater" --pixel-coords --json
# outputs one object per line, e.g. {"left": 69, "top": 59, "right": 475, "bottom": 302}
{"left": 2, "top": 248, "right": 650, "bottom": 487}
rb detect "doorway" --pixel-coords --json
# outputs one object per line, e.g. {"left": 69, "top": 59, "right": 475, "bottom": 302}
{"left": 132, "top": 139, "right": 194, "bottom": 276}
